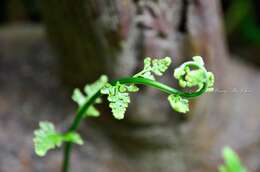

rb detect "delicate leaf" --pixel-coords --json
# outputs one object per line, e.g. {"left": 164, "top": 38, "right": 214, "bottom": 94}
{"left": 127, "top": 84, "right": 139, "bottom": 92}
{"left": 72, "top": 75, "right": 108, "bottom": 117}
{"left": 174, "top": 56, "right": 214, "bottom": 92}
{"left": 219, "top": 147, "right": 247, "bottom": 172}
{"left": 72, "top": 89, "right": 86, "bottom": 105}
{"left": 101, "top": 82, "right": 139, "bottom": 120}
{"left": 33, "top": 121, "right": 83, "bottom": 157}
{"left": 206, "top": 71, "right": 215, "bottom": 92}
{"left": 192, "top": 56, "right": 204, "bottom": 66}
{"left": 33, "top": 121, "right": 63, "bottom": 156}
{"left": 84, "top": 75, "right": 108, "bottom": 97}
{"left": 152, "top": 57, "right": 172, "bottom": 75}
{"left": 134, "top": 57, "right": 171, "bottom": 80}
{"left": 168, "top": 94, "right": 189, "bottom": 113}
{"left": 185, "top": 69, "right": 206, "bottom": 88}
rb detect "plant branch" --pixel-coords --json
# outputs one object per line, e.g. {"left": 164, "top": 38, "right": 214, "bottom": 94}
{"left": 61, "top": 76, "right": 208, "bottom": 172}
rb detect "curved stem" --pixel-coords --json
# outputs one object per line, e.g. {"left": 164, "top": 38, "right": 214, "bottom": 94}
{"left": 112, "top": 77, "right": 207, "bottom": 98}
{"left": 61, "top": 76, "right": 208, "bottom": 172}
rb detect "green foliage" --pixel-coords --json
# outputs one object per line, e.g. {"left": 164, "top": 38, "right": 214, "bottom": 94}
{"left": 33, "top": 121, "right": 83, "bottom": 156}
{"left": 168, "top": 56, "right": 214, "bottom": 113}
{"left": 72, "top": 75, "right": 108, "bottom": 117}
{"left": 219, "top": 147, "right": 247, "bottom": 172}
{"left": 33, "top": 56, "right": 214, "bottom": 172}
{"left": 168, "top": 94, "right": 189, "bottom": 113}
{"left": 134, "top": 57, "right": 171, "bottom": 80}
{"left": 101, "top": 82, "right": 139, "bottom": 119}
{"left": 206, "top": 71, "right": 215, "bottom": 92}
{"left": 174, "top": 56, "right": 214, "bottom": 92}
{"left": 225, "top": 0, "right": 260, "bottom": 44}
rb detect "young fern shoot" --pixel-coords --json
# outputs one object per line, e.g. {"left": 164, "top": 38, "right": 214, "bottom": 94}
{"left": 33, "top": 56, "right": 214, "bottom": 172}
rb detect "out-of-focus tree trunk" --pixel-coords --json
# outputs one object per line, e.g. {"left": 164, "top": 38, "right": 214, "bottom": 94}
{"left": 41, "top": 0, "right": 228, "bottom": 172}
{"left": 41, "top": 0, "right": 227, "bottom": 86}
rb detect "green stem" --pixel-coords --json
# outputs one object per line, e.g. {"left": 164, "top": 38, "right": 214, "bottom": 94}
{"left": 62, "top": 142, "right": 72, "bottom": 172}
{"left": 61, "top": 76, "right": 208, "bottom": 172}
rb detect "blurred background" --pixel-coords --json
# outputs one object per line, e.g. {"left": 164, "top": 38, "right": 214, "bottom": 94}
{"left": 0, "top": 0, "right": 259, "bottom": 172}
